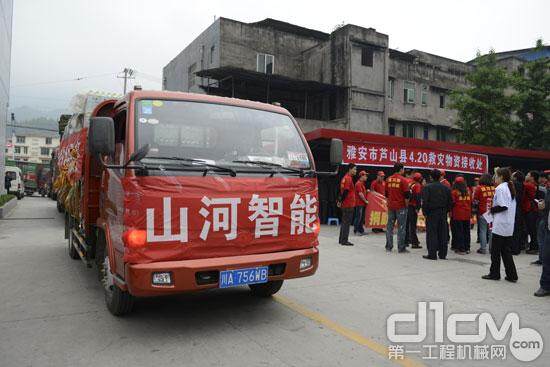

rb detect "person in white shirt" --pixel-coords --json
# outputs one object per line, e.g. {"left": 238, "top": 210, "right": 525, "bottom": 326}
{"left": 482, "top": 167, "right": 518, "bottom": 282}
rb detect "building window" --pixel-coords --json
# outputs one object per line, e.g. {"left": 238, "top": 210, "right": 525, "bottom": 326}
{"left": 404, "top": 82, "right": 415, "bottom": 104}
{"left": 421, "top": 85, "right": 428, "bottom": 106}
{"left": 423, "top": 126, "right": 429, "bottom": 140}
{"left": 361, "top": 47, "right": 374, "bottom": 67}
{"left": 40, "top": 147, "right": 50, "bottom": 155}
{"left": 23, "top": 147, "right": 28, "bottom": 154}
{"left": 257, "top": 53, "right": 274, "bottom": 74}
{"left": 187, "top": 63, "right": 197, "bottom": 89}
{"left": 14, "top": 146, "right": 20, "bottom": 154}
{"left": 439, "top": 94, "right": 445, "bottom": 108}
{"left": 16, "top": 136, "right": 25, "bottom": 143}
{"left": 389, "top": 122, "right": 396, "bottom": 136}
{"left": 437, "top": 127, "right": 447, "bottom": 142}
{"left": 45, "top": 137, "right": 52, "bottom": 145}
{"left": 210, "top": 45, "right": 215, "bottom": 64}
{"left": 388, "top": 78, "right": 395, "bottom": 99}
{"left": 403, "top": 123, "right": 416, "bottom": 138}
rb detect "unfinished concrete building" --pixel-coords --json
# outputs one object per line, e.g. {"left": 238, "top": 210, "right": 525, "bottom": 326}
{"left": 163, "top": 18, "right": 475, "bottom": 142}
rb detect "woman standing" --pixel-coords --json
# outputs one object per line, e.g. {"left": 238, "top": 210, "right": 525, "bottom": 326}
{"left": 483, "top": 168, "right": 518, "bottom": 282}
{"left": 451, "top": 176, "right": 472, "bottom": 255}
{"left": 474, "top": 174, "right": 495, "bottom": 254}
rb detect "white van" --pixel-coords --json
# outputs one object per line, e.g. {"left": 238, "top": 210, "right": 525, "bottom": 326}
{"left": 5, "top": 166, "right": 25, "bottom": 200}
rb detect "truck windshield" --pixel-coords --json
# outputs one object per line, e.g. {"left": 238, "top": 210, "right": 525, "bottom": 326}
{"left": 135, "top": 100, "right": 311, "bottom": 170}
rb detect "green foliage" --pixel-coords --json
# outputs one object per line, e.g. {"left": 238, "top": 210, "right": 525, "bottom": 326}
{"left": 450, "top": 50, "right": 517, "bottom": 147}
{"left": 0, "top": 194, "right": 15, "bottom": 207}
{"left": 451, "top": 41, "right": 549, "bottom": 150}
{"left": 511, "top": 40, "right": 550, "bottom": 150}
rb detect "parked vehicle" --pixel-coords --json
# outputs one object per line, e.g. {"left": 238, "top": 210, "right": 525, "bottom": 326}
{"left": 61, "top": 90, "right": 341, "bottom": 315}
{"left": 5, "top": 166, "right": 25, "bottom": 200}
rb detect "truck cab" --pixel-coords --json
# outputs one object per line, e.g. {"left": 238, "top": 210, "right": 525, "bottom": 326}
{"left": 65, "top": 91, "right": 341, "bottom": 315}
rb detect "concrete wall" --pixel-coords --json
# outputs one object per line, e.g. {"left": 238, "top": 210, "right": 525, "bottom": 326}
{"left": 163, "top": 19, "right": 221, "bottom": 93}
{"left": 219, "top": 18, "right": 323, "bottom": 80}
{"left": 0, "top": 0, "right": 13, "bottom": 194}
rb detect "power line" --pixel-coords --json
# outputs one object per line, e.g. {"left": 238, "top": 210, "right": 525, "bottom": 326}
{"left": 117, "top": 68, "right": 135, "bottom": 94}
{"left": 11, "top": 73, "right": 117, "bottom": 88}
{"left": 6, "top": 124, "right": 58, "bottom": 132}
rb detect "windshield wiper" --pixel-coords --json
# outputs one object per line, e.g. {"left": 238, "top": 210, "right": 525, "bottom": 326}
{"left": 144, "top": 156, "right": 237, "bottom": 177}
{"left": 232, "top": 160, "right": 305, "bottom": 177}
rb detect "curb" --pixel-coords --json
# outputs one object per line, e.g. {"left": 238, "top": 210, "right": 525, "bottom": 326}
{"left": 0, "top": 197, "right": 17, "bottom": 219}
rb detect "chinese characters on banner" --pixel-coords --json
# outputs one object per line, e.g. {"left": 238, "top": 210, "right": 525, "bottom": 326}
{"left": 343, "top": 142, "right": 489, "bottom": 175}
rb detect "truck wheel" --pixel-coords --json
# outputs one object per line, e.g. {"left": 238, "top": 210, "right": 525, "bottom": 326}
{"left": 17, "top": 193, "right": 23, "bottom": 200}
{"left": 101, "top": 255, "right": 134, "bottom": 316}
{"left": 57, "top": 201, "right": 64, "bottom": 213}
{"left": 67, "top": 225, "right": 80, "bottom": 260}
{"left": 249, "top": 280, "right": 284, "bottom": 297}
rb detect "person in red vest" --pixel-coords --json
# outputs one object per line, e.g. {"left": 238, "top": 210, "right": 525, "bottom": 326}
{"left": 337, "top": 163, "right": 357, "bottom": 246}
{"left": 451, "top": 176, "right": 472, "bottom": 255}
{"left": 474, "top": 173, "right": 495, "bottom": 254}
{"left": 440, "top": 169, "right": 451, "bottom": 188}
{"left": 405, "top": 172, "right": 423, "bottom": 249}
{"left": 524, "top": 171, "right": 539, "bottom": 254}
{"left": 370, "top": 171, "right": 386, "bottom": 195}
{"left": 370, "top": 171, "right": 386, "bottom": 233}
{"left": 385, "top": 163, "right": 411, "bottom": 253}
{"left": 353, "top": 171, "right": 369, "bottom": 236}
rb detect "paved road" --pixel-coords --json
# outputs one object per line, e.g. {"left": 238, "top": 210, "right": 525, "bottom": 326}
{"left": 1, "top": 197, "right": 548, "bottom": 366}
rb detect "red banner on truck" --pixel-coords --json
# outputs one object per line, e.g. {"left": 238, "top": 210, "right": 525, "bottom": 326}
{"left": 57, "top": 128, "right": 87, "bottom": 184}
{"left": 343, "top": 142, "right": 488, "bottom": 174}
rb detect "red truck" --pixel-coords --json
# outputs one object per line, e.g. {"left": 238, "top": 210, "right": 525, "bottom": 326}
{"left": 63, "top": 90, "right": 342, "bottom": 315}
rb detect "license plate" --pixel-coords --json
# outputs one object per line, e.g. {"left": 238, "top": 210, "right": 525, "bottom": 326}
{"left": 219, "top": 266, "right": 268, "bottom": 288}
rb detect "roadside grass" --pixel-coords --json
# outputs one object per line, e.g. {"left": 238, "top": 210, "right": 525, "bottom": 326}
{"left": 0, "top": 194, "right": 15, "bottom": 207}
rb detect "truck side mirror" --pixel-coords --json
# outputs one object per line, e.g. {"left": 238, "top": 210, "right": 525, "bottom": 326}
{"left": 329, "top": 138, "right": 343, "bottom": 166}
{"left": 89, "top": 117, "right": 115, "bottom": 157}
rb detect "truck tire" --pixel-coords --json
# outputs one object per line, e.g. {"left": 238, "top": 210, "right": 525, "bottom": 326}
{"left": 67, "top": 221, "right": 79, "bottom": 260}
{"left": 249, "top": 280, "right": 284, "bottom": 297}
{"left": 57, "top": 201, "right": 64, "bottom": 213}
{"left": 96, "top": 230, "right": 134, "bottom": 316}
{"left": 17, "top": 193, "right": 23, "bottom": 200}
{"left": 101, "top": 255, "right": 134, "bottom": 316}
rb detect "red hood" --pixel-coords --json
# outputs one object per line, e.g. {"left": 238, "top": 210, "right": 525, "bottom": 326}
{"left": 122, "top": 176, "right": 319, "bottom": 263}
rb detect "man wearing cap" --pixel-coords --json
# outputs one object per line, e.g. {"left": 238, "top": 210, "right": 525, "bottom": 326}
{"left": 422, "top": 169, "right": 452, "bottom": 260}
{"left": 370, "top": 171, "right": 386, "bottom": 233}
{"left": 405, "top": 172, "right": 423, "bottom": 249}
{"left": 354, "top": 171, "right": 369, "bottom": 236}
{"left": 385, "top": 163, "right": 411, "bottom": 253}
{"left": 338, "top": 164, "right": 357, "bottom": 246}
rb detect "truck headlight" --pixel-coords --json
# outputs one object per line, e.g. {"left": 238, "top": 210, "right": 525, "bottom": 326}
{"left": 300, "top": 257, "right": 312, "bottom": 270}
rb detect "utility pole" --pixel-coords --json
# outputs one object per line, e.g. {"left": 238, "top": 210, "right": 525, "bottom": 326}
{"left": 117, "top": 68, "right": 135, "bottom": 94}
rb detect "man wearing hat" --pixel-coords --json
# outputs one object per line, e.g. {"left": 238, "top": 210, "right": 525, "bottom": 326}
{"left": 354, "top": 170, "right": 369, "bottom": 236}
{"left": 440, "top": 170, "right": 451, "bottom": 188}
{"left": 337, "top": 164, "right": 357, "bottom": 246}
{"left": 370, "top": 171, "right": 386, "bottom": 233}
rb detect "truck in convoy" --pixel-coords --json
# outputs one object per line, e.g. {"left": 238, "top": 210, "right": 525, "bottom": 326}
{"left": 60, "top": 90, "right": 342, "bottom": 315}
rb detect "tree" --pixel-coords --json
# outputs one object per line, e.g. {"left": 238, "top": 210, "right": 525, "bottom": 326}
{"left": 512, "top": 39, "right": 550, "bottom": 150}
{"left": 450, "top": 50, "right": 517, "bottom": 147}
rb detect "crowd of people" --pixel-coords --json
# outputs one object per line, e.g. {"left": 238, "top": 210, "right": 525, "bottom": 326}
{"left": 336, "top": 163, "right": 550, "bottom": 297}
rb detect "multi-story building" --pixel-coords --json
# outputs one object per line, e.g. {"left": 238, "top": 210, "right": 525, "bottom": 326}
{"left": 0, "top": 0, "right": 14, "bottom": 193}
{"left": 6, "top": 129, "right": 60, "bottom": 164}
{"left": 163, "top": 18, "right": 475, "bottom": 142}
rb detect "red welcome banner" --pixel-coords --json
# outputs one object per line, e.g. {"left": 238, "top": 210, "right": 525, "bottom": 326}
{"left": 57, "top": 128, "right": 87, "bottom": 184}
{"left": 343, "top": 142, "right": 488, "bottom": 174}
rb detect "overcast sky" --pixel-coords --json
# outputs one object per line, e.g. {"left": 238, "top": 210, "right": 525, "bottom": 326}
{"left": 8, "top": 0, "right": 549, "bottom": 111}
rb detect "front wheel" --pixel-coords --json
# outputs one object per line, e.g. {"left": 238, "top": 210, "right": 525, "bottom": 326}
{"left": 101, "top": 255, "right": 134, "bottom": 316}
{"left": 249, "top": 280, "right": 284, "bottom": 297}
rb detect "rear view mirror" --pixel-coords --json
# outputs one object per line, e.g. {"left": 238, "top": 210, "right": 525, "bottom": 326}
{"left": 89, "top": 117, "right": 115, "bottom": 157}
{"left": 329, "top": 138, "right": 343, "bottom": 166}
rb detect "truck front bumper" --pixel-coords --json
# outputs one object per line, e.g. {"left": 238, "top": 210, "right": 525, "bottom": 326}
{"left": 125, "top": 247, "right": 318, "bottom": 297}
